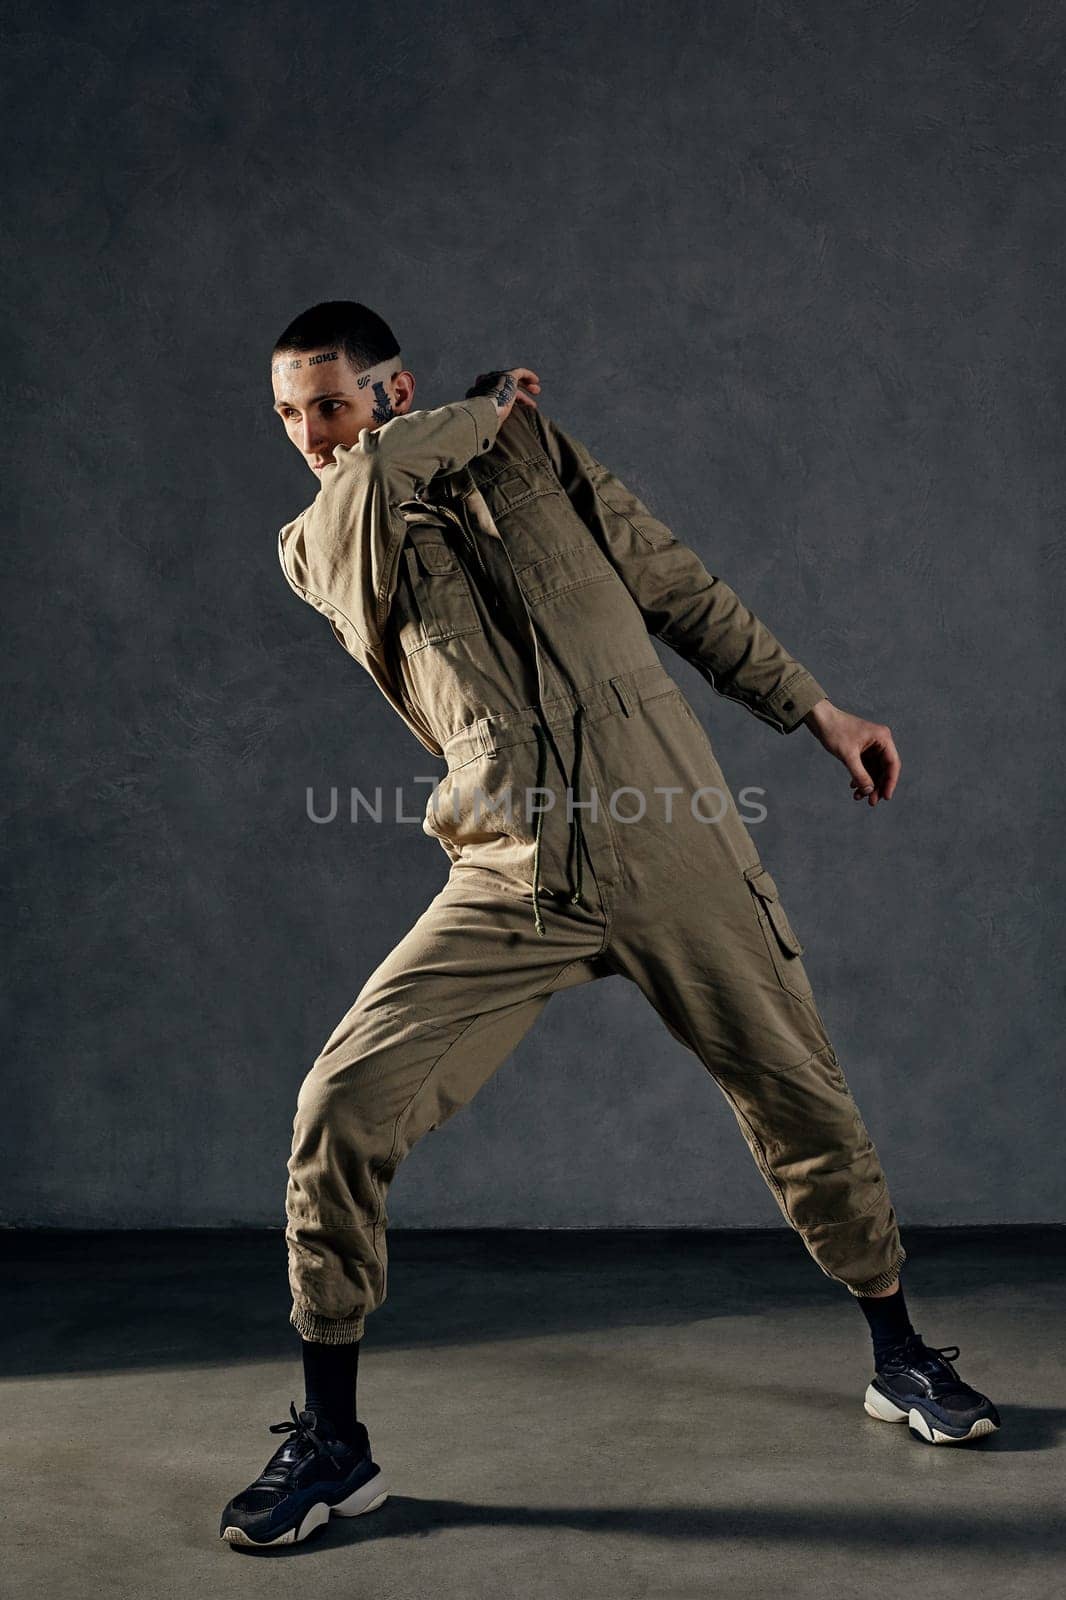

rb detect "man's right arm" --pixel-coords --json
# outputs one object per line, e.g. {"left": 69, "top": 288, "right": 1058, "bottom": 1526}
{"left": 277, "top": 394, "right": 502, "bottom": 656}
{"left": 350, "top": 392, "right": 502, "bottom": 497}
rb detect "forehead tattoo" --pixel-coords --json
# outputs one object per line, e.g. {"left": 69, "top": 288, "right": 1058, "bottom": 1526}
{"left": 271, "top": 349, "right": 340, "bottom": 376}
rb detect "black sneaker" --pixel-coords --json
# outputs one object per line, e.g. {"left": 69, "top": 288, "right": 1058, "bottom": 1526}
{"left": 220, "top": 1401, "right": 388, "bottom": 1548}
{"left": 863, "top": 1331, "right": 1001, "bottom": 1445}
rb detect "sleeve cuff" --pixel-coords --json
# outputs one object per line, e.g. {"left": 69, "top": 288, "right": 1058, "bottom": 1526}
{"left": 460, "top": 392, "right": 504, "bottom": 454}
{"left": 763, "top": 671, "right": 830, "bottom": 733}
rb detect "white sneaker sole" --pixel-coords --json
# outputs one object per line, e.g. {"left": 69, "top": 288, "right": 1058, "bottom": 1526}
{"left": 222, "top": 1467, "right": 388, "bottom": 1548}
{"left": 863, "top": 1382, "right": 999, "bottom": 1444}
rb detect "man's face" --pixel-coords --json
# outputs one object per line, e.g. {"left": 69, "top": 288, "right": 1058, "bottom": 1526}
{"left": 271, "top": 347, "right": 416, "bottom": 478}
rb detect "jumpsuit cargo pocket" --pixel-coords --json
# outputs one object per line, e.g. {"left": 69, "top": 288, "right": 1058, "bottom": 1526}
{"left": 401, "top": 533, "right": 483, "bottom": 652}
{"left": 743, "top": 862, "right": 813, "bottom": 1001}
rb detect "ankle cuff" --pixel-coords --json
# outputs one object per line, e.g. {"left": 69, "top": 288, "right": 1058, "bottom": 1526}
{"left": 844, "top": 1247, "right": 907, "bottom": 1297}
{"left": 291, "top": 1302, "right": 365, "bottom": 1345}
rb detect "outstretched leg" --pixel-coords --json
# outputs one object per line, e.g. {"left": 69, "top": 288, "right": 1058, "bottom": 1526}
{"left": 605, "top": 837, "right": 906, "bottom": 1296}
{"left": 285, "top": 866, "right": 611, "bottom": 1343}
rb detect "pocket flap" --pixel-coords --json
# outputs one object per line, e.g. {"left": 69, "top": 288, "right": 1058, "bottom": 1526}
{"left": 743, "top": 863, "right": 805, "bottom": 955}
{"left": 477, "top": 455, "right": 561, "bottom": 516}
{"left": 410, "top": 537, "right": 460, "bottom": 575}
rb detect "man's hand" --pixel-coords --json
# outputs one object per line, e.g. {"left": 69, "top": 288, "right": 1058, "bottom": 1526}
{"left": 801, "top": 699, "right": 901, "bottom": 808}
{"left": 465, "top": 368, "right": 541, "bottom": 424}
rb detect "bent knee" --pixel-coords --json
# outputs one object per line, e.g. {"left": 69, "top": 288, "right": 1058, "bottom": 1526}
{"left": 292, "top": 1050, "right": 400, "bottom": 1137}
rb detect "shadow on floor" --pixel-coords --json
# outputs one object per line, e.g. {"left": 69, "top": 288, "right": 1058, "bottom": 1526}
{"left": 227, "top": 1490, "right": 1066, "bottom": 1560}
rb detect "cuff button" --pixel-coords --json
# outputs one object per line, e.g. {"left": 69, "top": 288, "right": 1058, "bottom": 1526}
{"left": 783, "top": 700, "right": 794, "bottom": 711}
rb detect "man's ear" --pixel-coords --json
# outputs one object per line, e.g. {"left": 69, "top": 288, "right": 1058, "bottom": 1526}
{"left": 394, "top": 370, "right": 416, "bottom": 412}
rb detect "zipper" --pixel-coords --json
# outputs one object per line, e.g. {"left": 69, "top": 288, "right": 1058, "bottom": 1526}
{"left": 433, "top": 492, "right": 490, "bottom": 583}
{"left": 420, "top": 481, "right": 593, "bottom": 918}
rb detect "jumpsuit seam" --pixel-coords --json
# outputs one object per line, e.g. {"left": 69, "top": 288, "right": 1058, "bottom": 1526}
{"left": 375, "top": 516, "right": 410, "bottom": 636}
{"left": 531, "top": 949, "right": 608, "bottom": 995}
{"left": 738, "top": 1041, "right": 833, "bottom": 1080}
{"left": 590, "top": 475, "right": 671, "bottom": 552}
{"left": 281, "top": 567, "right": 374, "bottom": 652}
{"left": 570, "top": 733, "right": 625, "bottom": 887}
{"left": 532, "top": 703, "right": 589, "bottom": 932}
{"left": 371, "top": 947, "right": 611, "bottom": 1262}
{"left": 728, "top": 1099, "right": 792, "bottom": 1218}
{"left": 515, "top": 540, "right": 610, "bottom": 575}
{"left": 366, "top": 1015, "right": 488, "bottom": 1290}
{"left": 774, "top": 1152, "right": 876, "bottom": 1181}
{"left": 805, "top": 1177, "right": 892, "bottom": 1229}
{"left": 433, "top": 664, "right": 678, "bottom": 754}
{"left": 609, "top": 983, "right": 827, "bottom": 1086}
{"left": 656, "top": 638, "right": 801, "bottom": 735}
{"left": 524, "top": 571, "right": 615, "bottom": 604}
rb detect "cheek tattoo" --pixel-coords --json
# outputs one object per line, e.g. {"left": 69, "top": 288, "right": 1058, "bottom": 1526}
{"left": 352, "top": 356, "right": 403, "bottom": 421}
{"left": 370, "top": 380, "right": 395, "bottom": 425}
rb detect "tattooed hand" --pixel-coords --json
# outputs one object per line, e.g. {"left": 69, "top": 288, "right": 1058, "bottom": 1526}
{"left": 464, "top": 368, "right": 541, "bottom": 423}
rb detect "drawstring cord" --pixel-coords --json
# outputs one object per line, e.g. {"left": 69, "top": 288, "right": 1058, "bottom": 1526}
{"left": 530, "top": 704, "right": 586, "bottom": 938}
{"left": 569, "top": 704, "right": 585, "bottom": 909}
{"left": 531, "top": 724, "right": 548, "bottom": 937}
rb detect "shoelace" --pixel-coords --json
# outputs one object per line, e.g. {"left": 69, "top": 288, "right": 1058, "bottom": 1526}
{"left": 882, "top": 1334, "right": 965, "bottom": 1382}
{"left": 531, "top": 705, "right": 586, "bottom": 937}
{"left": 261, "top": 1400, "right": 348, "bottom": 1480}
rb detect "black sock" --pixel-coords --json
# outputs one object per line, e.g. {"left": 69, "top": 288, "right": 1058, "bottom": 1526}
{"left": 856, "top": 1283, "right": 915, "bottom": 1363}
{"left": 300, "top": 1335, "right": 361, "bottom": 1443}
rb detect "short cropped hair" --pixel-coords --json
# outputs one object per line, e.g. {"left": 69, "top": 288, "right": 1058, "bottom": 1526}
{"left": 272, "top": 300, "right": 401, "bottom": 374}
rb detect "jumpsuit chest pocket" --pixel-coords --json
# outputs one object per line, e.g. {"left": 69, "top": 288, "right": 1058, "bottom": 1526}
{"left": 743, "top": 862, "right": 813, "bottom": 1001}
{"left": 474, "top": 452, "right": 616, "bottom": 606}
{"left": 398, "top": 527, "right": 484, "bottom": 655}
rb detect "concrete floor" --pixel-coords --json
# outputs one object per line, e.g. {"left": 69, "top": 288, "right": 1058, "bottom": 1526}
{"left": 2, "top": 1225, "right": 1063, "bottom": 1598}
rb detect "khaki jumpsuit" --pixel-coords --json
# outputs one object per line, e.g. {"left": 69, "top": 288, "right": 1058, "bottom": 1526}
{"left": 277, "top": 393, "right": 907, "bottom": 1344}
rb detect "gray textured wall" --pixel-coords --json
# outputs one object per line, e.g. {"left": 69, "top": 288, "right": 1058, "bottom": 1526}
{"left": 5, "top": 1, "right": 1063, "bottom": 1229}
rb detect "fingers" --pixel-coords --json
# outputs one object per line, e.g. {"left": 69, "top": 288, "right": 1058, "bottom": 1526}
{"left": 505, "top": 372, "right": 541, "bottom": 405}
{"left": 849, "top": 764, "right": 877, "bottom": 804}
{"left": 513, "top": 370, "right": 540, "bottom": 409}
{"left": 848, "top": 732, "right": 902, "bottom": 808}
{"left": 880, "top": 735, "right": 902, "bottom": 800}
{"left": 472, "top": 369, "right": 541, "bottom": 393}
{"left": 467, "top": 370, "right": 542, "bottom": 411}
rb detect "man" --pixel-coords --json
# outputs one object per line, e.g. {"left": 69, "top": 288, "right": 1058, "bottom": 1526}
{"left": 220, "top": 300, "right": 999, "bottom": 1551}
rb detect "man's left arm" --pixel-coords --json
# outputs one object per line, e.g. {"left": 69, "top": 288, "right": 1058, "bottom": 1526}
{"left": 528, "top": 406, "right": 901, "bottom": 804}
